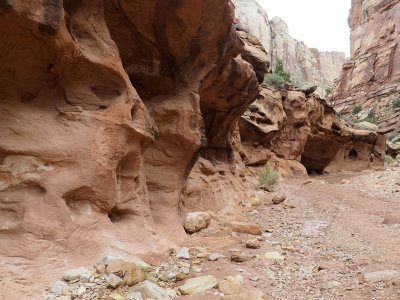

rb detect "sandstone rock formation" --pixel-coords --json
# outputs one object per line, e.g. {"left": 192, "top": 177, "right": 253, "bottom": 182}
{"left": 330, "top": 0, "right": 400, "bottom": 141}
{"left": 0, "top": 0, "right": 258, "bottom": 290}
{"left": 232, "top": 0, "right": 346, "bottom": 98}
{"left": 0, "top": 0, "right": 386, "bottom": 297}
{"left": 239, "top": 87, "right": 385, "bottom": 176}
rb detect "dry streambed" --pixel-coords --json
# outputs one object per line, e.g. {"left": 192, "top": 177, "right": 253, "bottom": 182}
{"left": 45, "top": 163, "right": 400, "bottom": 300}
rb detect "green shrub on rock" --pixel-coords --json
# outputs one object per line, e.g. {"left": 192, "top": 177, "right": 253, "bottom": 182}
{"left": 258, "top": 166, "right": 280, "bottom": 188}
{"left": 354, "top": 117, "right": 377, "bottom": 125}
{"left": 352, "top": 105, "right": 362, "bottom": 115}
{"left": 385, "top": 155, "right": 394, "bottom": 163}
{"left": 263, "top": 73, "right": 285, "bottom": 89}
{"left": 392, "top": 99, "right": 400, "bottom": 109}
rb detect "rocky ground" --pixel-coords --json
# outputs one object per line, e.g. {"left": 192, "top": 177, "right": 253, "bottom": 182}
{"left": 41, "top": 161, "right": 400, "bottom": 300}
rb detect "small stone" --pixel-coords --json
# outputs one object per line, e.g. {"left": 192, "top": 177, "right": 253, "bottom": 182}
{"left": 218, "top": 276, "right": 243, "bottom": 295}
{"left": 249, "top": 277, "right": 260, "bottom": 282}
{"left": 134, "top": 259, "right": 153, "bottom": 272}
{"left": 107, "top": 274, "right": 124, "bottom": 288}
{"left": 209, "top": 253, "right": 220, "bottom": 261}
{"left": 302, "top": 179, "right": 314, "bottom": 185}
{"left": 124, "top": 265, "right": 147, "bottom": 285}
{"left": 62, "top": 267, "right": 91, "bottom": 282}
{"left": 176, "top": 273, "right": 187, "bottom": 281}
{"left": 245, "top": 238, "right": 260, "bottom": 249}
{"left": 361, "top": 270, "right": 397, "bottom": 283}
{"left": 131, "top": 280, "right": 170, "bottom": 300}
{"left": 228, "top": 222, "right": 262, "bottom": 235}
{"left": 176, "top": 247, "right": 191, "bottom": 259}
{"left": 50, "top": 281, "right": 69, "bottom": 295}
{"left": 242, "top": 197, "right": 260, "bottom": 207}
{"left": 196, "top": 252, "right": 211, "bottom": 258}
{"left": 222, "top": 291, "right": 268, "bottom": 300}
{"left": 109, "top": 293, "right": 124, "bottom": 300}
{"left": 231, "top": 253, "right": 252, "bottom": 262}
{"left": 76, "top": 286, "right": 86, "bottom": 296}
{"left": 106, "top": 260, "right": 127, "bottom": 276}
{"left": 272, "top": 193, "right": 286, "bottom": 204}
{"left": 262, "top": 251, "right": 284, "bottom": 260}
{"left": 80, "top": 272, "right": 91, "bottom": 283}
{"left": 181, "top": 267, "right": 190, "bottom": 275}
{"left": 178, "top": 275, "right": 218, "bottom": 295}
{"left": 183, "top": 212, "right": 212, "bottom": 233}
{"left": 125, "top": 292, "right": 143, "bottom": 300}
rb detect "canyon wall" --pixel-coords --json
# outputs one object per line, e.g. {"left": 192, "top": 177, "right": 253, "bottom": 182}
{"left": 232, "top": 0, "right": 346, "bottom": 98}
{"left": 0, "top": 0, "right": 385, "bottom": 295}
{"left": 330, "top": 0, "right": 400, "bottom": 140}
{"left": 238, "top": 87, "right": 385, "bottom": 177}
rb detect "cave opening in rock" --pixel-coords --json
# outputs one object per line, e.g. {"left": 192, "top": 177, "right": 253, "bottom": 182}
{"left": 301, "top": 138, "right": 342, "bottom": 174}
{"left": 348, "top": 149, "right": 358, "bottom": 161}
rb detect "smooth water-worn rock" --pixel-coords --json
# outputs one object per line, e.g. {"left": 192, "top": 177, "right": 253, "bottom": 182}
{"left": 131, "top": 280, "right": 170, "bottom": 300}
{"left": 183, "top": 212, "right": 212, "bottom": 233}
{"left": 178, "top": 275, "right": 219, "bottom": 295}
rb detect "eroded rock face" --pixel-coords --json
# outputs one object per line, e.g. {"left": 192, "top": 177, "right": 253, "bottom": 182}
{"left": 232, "top": 0, "right": 346, "bottom": 98}
{"left": 239, "top": 87, "right": 385, "bottom": 175}
{"left": 0, "top": 0, "right": 162, "bottom": 283}
{"left": 0, "top": 0, "right": 258, "bottom": 288}
{"left": 330, "top": 0, "right": 400, "bottom": 139}
{"left": 0, "top": 1, "right": 387, "bottom": 297}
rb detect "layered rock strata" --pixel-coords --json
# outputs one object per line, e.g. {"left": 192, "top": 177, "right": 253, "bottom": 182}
{"left": 330, "top": 0, "right": 400, "bottom": 140}
{"left": 239, "top": 87, "right": 386, "bottom": 176}
{"left": 0, "top": 0, "right": 385, "bottom": 297}
{"left": 232, "top": 0, "right": 346, "bottom": 98}
{"left": 0, "top": 0, "right": 258, "bottom": 288}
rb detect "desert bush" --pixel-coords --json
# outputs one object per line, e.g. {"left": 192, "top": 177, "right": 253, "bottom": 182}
{"left": 325, "top": 88, "right": 331, "bottom": 98}
{"left": 385, "top": 155, "right": 394, "bottom": 163}
{"left": 274, "top": 59, "right": 291, "bottom": 83}
{"left": 258, "top": 166, "right": 280, "bottom": 188}
{"left": 392, "top": 99, "right": 400, "bottom": 109}
{"left": 263, "top": 73, "right": 285, "bottom": 89}
{"left": 354, "top": 117, "right": 377, "bottom": 125}
{"left": 352, "top": 105, "right": 362, "bottom": 115}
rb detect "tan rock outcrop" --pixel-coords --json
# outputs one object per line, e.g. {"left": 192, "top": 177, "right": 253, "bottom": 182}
{"left": 330, "top": 0, "right": 400, "bottom": 140}
{"left": 232, "top": 0, "right": 346, "bottom": 98}
{"left": 239, "top": 87, "right": 385, "bottom": 175}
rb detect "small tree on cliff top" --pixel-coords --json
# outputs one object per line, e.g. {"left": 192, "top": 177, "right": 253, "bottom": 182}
{"left": 274, "top": 59, "right": 292, "bottom": 83}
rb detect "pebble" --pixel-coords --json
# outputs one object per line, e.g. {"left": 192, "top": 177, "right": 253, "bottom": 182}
{"left": 50, "top": 281, "right": 69, "bottom": 295}
{"left": 245, "top": 238, "right": 260, "bottom": 249}
{"left": 131, "top": 280, "right": 170, "bottom": 300}
{"left": 209, "top": 253, "right": 221, "bottom": 261}
{"left": 107, "top": 274, "right": 124, "bottom": 288}
{"left": 176, "top": 247, "right": 191, "bottom": 259}
{"left": 272, "top": 193, "right": 286, "bottom": 204}
{"left": 228, "top": 222, "right": 262, "bottom": 235}
{"left": 62, "top": 267, "right": 91, "bottom": 282}
{"left": 218, "top": 275, "right": 243, "bottom": 295}
{"left": 178, "top": 275, "right": 219, "bottom": 295}
{"left": 361, "top": 270, "right": 398, "bottom": 283}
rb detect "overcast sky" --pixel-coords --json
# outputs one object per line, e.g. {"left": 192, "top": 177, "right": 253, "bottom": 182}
{"left": 258, "top": 0, "right": 351, "bottom": 57}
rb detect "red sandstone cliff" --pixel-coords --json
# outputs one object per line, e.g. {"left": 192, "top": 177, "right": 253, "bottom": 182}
{"left": 0, "top": 0, "right": 386, "bottom": 296}
{"left": 330, "top": 0, "right": 400, "bottom": 143}
{"left": 232, "top": 0, "right": 346, "bottom": 98}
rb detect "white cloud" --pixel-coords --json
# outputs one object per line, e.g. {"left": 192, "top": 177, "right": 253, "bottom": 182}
{"left": 257, "top": 0, "right": 351, "bottom": 56}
